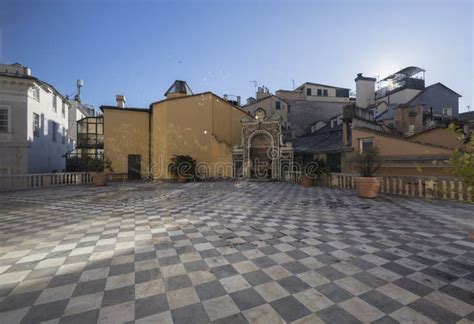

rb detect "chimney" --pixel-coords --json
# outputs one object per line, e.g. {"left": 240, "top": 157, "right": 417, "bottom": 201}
{"left": 355, "top": 73, "right": 376, "bottom": 108}
{"left": 116, "top": 95, "right": 126, "bottom": 108}
{"left": 237, "top": 96, "right": 241, "bottom": 106}
{"left": 256, "top": 86, "right": 271, "bottom": 101}
{"left": 247, "top": 97, "right": 256, "bottom": 105}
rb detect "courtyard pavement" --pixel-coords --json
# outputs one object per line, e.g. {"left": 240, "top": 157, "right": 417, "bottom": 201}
{"left": 0, "top": 181, "right": 473, "bottom": 324}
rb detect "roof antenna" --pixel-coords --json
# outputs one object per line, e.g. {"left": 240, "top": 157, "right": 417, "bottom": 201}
{"left": 250, "top": 81, "right": 258, "bottom": 92}
{"left": 291, "top": 78, "right": 295, "bottom": 90}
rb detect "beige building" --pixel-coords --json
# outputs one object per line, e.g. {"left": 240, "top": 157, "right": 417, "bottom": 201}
{"left": 243, "top": 82, "right": 350, "bottom": 139}
{"left": 101, "top": 81, "right": 249, "bottom": 179}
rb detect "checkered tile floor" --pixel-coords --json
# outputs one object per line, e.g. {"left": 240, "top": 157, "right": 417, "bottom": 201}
{"left": 0, "top": 181, "right": 473, "bottom": 323}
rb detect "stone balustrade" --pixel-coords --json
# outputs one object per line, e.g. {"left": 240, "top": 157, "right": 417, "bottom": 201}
{"left": 0, "top": 172, "right": 93, "bottom": 191}
{"left": 286, "top": 171, "right": 472, "bottom": 203}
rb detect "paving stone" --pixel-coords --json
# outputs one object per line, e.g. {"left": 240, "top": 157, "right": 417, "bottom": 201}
{"left": 270, "top": 295, "right": 311, "bottom": 322}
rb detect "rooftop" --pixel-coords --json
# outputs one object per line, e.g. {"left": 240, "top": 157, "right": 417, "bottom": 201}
{"left": 0, "top": 181, "right": 472, "bottom": 323}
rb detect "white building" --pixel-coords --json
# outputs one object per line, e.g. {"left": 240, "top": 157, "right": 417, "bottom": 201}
{"left": 0, "top": 63, "right": 70, "bottom": 174}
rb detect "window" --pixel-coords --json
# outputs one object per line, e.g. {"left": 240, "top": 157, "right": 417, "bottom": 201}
{"left": 317, "top": 89, "right": 322, "bottom": 96}
{"left": 359, "top": 138, "right": 373, "bottom": 153}
{"left": 52, "top": 95, "right": 57, "bottom": 112}
{"left": 331, "top": 119, "right": 337, "bottom": 128}
{"left": 31, "top": 87, "right": 40, "bottom": 101}
{"left": 33, "top": 113, "right": 40, "bottom": 137}
{"left": 306, "top": 88, "right": 312, "bottom": 96}
{"left": 62, "top": 101, "right": 66, "bottom": 117}
{"left": 62, "top": 127, "right": 66, "bottom": 144}
{"left": 287, "top": 105, "right": 291, "bottom": 113}
{"left": 323, "top": 89, "right": 328, "bottom": 96}
{"left": 275, "top": 101, "right": 281, "bottom": 110}
{"left": 443, "top": 107, "right": 453, "bottom": 116}
{"left": 0, "top": 107, "right": 11, "bottom": 133}
{"left": 408, "top": 124, "right": 415, "bottom": 133}
{"left": 52, "top": 122, "right": 58, "bottom": 142}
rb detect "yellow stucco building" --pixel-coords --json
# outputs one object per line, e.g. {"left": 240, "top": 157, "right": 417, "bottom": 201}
{"left": 100, "top": 81, "right": 250, "bottom": 179}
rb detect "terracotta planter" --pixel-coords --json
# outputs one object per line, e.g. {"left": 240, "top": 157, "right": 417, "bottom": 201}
{"left": 355, "top": 177, "right": 381, "bottom": 198}
{"left": 301, "top": 176, "right": 314, "bottom": 188}
{"left": 177, "top": 175, "right": 187, "bottom": 183}
{"left": 93, "top": 171, "right": 110, "bottom": 186}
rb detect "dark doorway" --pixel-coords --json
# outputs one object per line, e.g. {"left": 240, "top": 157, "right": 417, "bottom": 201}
{"left": 326, "top": 153, "right": 341, "bottom": 173}
{"left": 128, "top": 155, "right": 141, "bottom": 180}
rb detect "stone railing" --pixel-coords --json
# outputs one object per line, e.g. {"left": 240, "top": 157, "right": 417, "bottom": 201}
{"left": 0, "top": 172, "right": 93, "bottom": 191}
{"left": 285, "top": 171, "right": 302, "bottom": 184}
{"left": 327, "top": 173, "right": 472, "bottom": 203}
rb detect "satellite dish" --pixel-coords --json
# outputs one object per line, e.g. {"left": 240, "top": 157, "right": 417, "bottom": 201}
{"left": 77, "top": 80, "right": 84, "bottom": 87}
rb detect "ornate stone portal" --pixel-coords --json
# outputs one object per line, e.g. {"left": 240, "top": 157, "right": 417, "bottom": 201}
{"left": 233, "top": 109, "right": 293, "bottom": 180}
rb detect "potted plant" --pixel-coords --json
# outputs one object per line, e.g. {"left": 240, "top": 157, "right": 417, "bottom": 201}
{"left": 301, "top": 158, "right": 331, "bottom": 187}
{"left": 169, "top": 155, "right": 196, "bottom": 183}
{"left": 351, "top": 147, "right": 382, "bottom": 198}
{"left": 91, "top": 158, "right": 113, "bottom": 186}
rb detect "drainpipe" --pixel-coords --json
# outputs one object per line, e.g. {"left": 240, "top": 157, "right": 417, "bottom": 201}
{"left": 148, "top": 108, "right": 152, "bottom": 179}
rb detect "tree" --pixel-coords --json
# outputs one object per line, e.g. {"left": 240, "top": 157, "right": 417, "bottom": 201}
{"left": 448, "top": 124, "right": 474, "bottom": 197}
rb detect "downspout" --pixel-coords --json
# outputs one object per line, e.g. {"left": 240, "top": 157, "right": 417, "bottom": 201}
{"left": 148, "top": 107, "right": 152, "bottom": 180}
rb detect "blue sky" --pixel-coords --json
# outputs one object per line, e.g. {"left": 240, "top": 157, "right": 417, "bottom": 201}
{"left": 1, "top": 0, "right": 472, "bottom": 112}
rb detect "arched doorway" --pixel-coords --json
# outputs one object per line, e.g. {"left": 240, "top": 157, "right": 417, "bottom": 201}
{"left": 249, "top": 131, "right": 273, "bottom": 179}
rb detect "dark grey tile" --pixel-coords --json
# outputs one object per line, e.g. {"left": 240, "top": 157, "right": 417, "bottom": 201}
{"left": 199, "top": 249, "right": 220, "bottom": 259}
{"left": 59, "top": 309, "right": 99, "bottom": 324}
{"left": 101, "top": 285, "right": 135, "bottom": 307}
{"left": 0, "top": 290, "right": 41, "bottom": 312}
{"left": 270, "top": 295, "right": 311, "bottom": 322}
{"left": 353, "top": 271, "right": 387, "bottom": 288}
{"left": 22, "top": 299, "right": 68, "bottom": 323}
{"left": 316, "top": 266, "right": 346, "bottom": 280}
{"left": 224, "top": 253, "right": 247, "bottom": 263}
{"left": 317, "top": 304, "right": 363, "bottom": 324}
{"left": 360, "top": 290, "right": 403, "bottom": 313}
{"left": 210, "top": 265, "right": 238, "bottom": 279}
{"left": 135, "top": 251, "right": 156, "bottom": 262}
{"left": 277, "top": 276, "right": 310, "bottom": 294}
{"left": 316, "top": 282, "right": 353, "bottom": 303}
{"left": 230, "top": 288, "right": 266, "bottom": 311}
{"left": 135, "top": 293, "right": 169, "bottom": 320}
{"left": 409, "top": 298, "right": 461, "bottom": 324}
{"left": 47, "top": 272, "right": 82, "bottom": 288}
{"left": 243, "top": 270, "right": 272, "bottom": 286}
{"left": 72, "top": 278, "right": 106, "bottom": 297}
{"left": 392, "top": 277, "right": 433, "bottom": 296}
{"left": 135, "top": 268, "right": 161, "bottom": 283}
{"left": 382, "top": 262, "right": 415, "bottom": 276}
{"left": 0, "top": 283, "right": 17, "bottom": 298}
{"left": 281, "top": 261, "right": 309, "bottom": 274}
{"left": 184, "top": 260, "right": 209, "bottom": 272}
{"left": 164, "top": 274, "right": 192, "bottom": 291}
{"left": 158, "top": 255, "right": 181, "bottom": 266}
{"left": 195, "top": 281, "right": 226, "bottom": 301}
{"left": 286, "top": 249, "right": 308, "bottom": 260}
{"left": 374, "top": 251, "right": 399, "bottom": 262}
{"left": 440, "top": 284, "right": 474, "bottom": 305}
{"left": 372, "top": 316, "right": 399, "bottom": 324}
{"left": 212, "top": 312, "right": 249, "bottom": 324}
{"left": 109, "top": 263, "right": 134, "bottom": 276}
{"left": 171, "top": 302, "right": 209, "bottom": 324}
{"left": 252, "top": 256, "right": 277, "bottom": 269}
{"left": 421, "top": 267, "right": 458, "bottom": 283}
